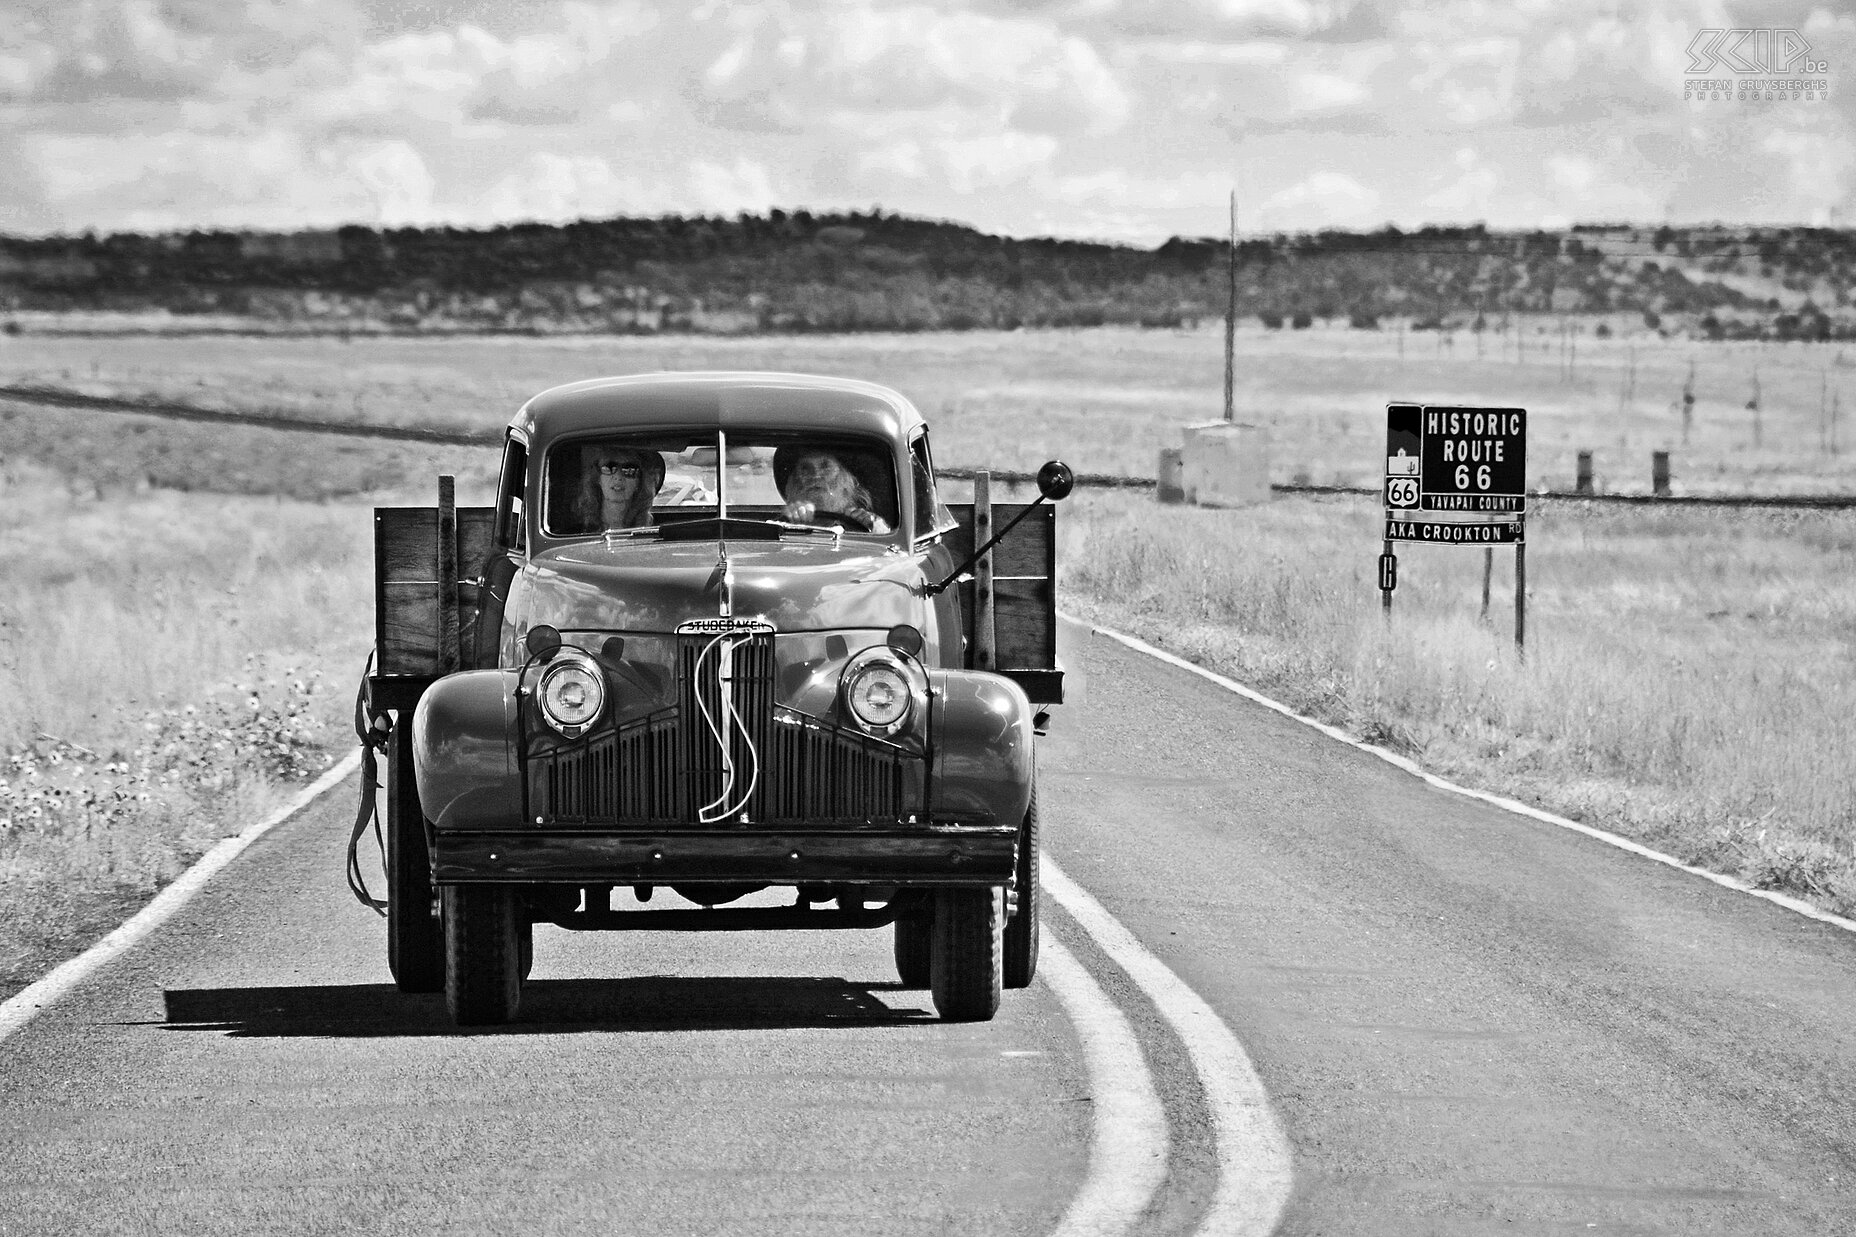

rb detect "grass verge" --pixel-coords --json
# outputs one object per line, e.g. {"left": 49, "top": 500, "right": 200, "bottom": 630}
{"left": 1061, "top": 489, "right": 1856, "bottom": 917}
{"left": 0, "top": 460, "right": 377, "bottom": 998}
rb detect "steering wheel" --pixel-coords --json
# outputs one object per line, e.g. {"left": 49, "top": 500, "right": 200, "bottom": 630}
{"left": 810, "top": 508, "right": 873, "bottom": 532}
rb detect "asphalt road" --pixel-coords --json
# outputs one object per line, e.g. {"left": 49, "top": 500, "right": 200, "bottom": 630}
{"left": 4, "top": 625, "right": 1856, "bottom": 1234}
{"left": 1041, "top": 628, "right": 1856, "bottom": 1235}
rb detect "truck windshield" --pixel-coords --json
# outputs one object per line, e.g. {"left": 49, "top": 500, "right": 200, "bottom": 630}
{"left": 542, "top": 431, "right": 899, "bottom": 538}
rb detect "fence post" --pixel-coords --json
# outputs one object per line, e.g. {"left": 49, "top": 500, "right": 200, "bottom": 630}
{"left": 1576, "top": 450, "right": 1593, "bottom": 495}
{"left": 1652, "top": 451, "right": 1670, "bottom": 496}
{"left": 1515, "top": 540, "right": 1526, "bottom": 657}
{"left": 1156, "top": 448, "right": 1185, "bottom": 504}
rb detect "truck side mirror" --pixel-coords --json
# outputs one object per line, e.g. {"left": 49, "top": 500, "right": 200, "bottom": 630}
{"left": 924, "top": 460, "right": 1074, "bottom": 597}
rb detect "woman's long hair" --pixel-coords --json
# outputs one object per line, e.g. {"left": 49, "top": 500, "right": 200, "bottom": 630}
{"left": 569, "top": 447, "right": 657, "bottom": 531}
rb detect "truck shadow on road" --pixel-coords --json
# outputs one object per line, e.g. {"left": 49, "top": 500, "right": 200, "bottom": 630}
{"left": 156, "top": 977, "right": 935, "bottom": 1037}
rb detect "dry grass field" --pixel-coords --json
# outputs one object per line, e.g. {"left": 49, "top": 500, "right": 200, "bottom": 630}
{"left": 3, "top": 320, "right": 1853, "bottom": 492}
{"left": 1061, "top": 489, "right": 1856, "bottom": 912}
{"left": 0, "top": 323, "right": 1851, "bottom": 995}
{"left": 0, "top": 459, "right": 374, "bottom": 989}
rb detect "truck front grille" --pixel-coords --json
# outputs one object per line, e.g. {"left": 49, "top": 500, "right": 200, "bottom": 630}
{"left": 528, "top": 630, "right": 918, "bottom": 826}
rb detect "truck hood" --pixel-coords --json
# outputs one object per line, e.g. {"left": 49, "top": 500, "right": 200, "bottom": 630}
{"left": 518, "top": 537, "right": 929, "bottom": 633}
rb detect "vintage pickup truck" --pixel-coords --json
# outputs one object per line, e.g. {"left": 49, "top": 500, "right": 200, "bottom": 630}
{"left": 358, "top": 372, "right": 1071, "bottom": 1026}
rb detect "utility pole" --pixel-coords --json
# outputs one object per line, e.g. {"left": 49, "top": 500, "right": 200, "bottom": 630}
{"left": 1224, "top": 189, "right": 1237, "bottom": 423}
{"left": 1749, "top": 365, "right": 1761, "bottom": 449}
{"left": 1682, "top": 359, "right": 1695, "bottom": 446}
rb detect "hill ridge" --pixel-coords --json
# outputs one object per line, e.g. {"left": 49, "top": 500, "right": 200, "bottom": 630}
{"left": 3, "top": 211, "right": 1852, "bottom": 341}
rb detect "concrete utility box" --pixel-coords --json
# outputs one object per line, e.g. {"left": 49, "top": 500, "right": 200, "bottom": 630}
{"left": 1180, "top": 421, "right": 1271, "bottom": 506}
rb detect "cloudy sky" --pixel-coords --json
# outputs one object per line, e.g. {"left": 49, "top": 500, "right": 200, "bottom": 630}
{"left": 2, "top": 0, "right": 1852, "bottom": 244}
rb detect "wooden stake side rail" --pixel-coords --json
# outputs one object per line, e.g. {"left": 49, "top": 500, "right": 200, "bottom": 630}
{"left": 374, "top": 487, "right": 496, "bottom": 679}
{"left": 945, "top": 498, "right": 1061, "bottom": 703}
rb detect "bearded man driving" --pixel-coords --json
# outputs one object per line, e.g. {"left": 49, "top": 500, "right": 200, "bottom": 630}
{"left": 773, "top": 447, "right": 893, "bottom": 533}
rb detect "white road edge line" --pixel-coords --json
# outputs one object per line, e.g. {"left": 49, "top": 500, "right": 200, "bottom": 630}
{"left": 1044, "top": 856, "right": 1295, "bottom": 1237}
{"left": 0, "top": 749, "right": 364, "bottom": 1046}
{"left": 1040, "top": 934, "right": 1171, "bottom": 1237}
{"left": 1078, "top": 615, "right": 1856, "bottom": 936}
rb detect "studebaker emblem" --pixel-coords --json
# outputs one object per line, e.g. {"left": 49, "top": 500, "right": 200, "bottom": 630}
{"left": 676, "top": 618, "right": 776, "bottom": 636}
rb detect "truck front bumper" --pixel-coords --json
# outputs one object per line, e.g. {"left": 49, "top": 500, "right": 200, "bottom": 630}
{"left": 430, "top": 824, "right": 1018, "bottom": 887}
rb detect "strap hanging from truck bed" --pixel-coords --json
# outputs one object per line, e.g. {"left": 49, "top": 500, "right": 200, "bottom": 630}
{"left": 346, "top": 653, "right": 389, "bottom": 916}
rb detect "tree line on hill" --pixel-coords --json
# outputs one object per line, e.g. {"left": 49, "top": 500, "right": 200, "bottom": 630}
{"left": 1, "top": 210, "right": 1852, "bottom": 339}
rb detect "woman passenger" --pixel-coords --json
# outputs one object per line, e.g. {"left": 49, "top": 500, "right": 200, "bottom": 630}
{"left": 575, "top": 446, "right": 664, "bottom": 531}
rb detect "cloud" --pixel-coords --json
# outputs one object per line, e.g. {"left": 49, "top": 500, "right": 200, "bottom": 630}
{"left": 0, "top": 0, "right": 367, "bottom": 104}
{"left": 689, "top": 5, "right": 1132, "bottom": 139}
{"left": 482, "top": 152, "right": 652, "bottom": 222}
{"left": 938, "top": 130, "right": 1059, "bottom": 193}
{"left": 1548, "top": 153, "right": 1598, "bottom": 192}
{"left": 1761, "top": 126, "right": 1855, "bottom": 221}
{"left": 0, "top": 38, "right": 58, "bottom": 98}
{"left": 1419, "top": 146, "right": 1499, "bottom": 222}
{"left": 1290, "top": 69, "right": 1368, "bottom": 111}
{"left": 1406, "top": 35, "right": 1517, "bottom": 126}
{"left": 0, "top": 0, "right": 1850, "bottom": 239}
{"left": 17, "top": 126, "right": 379, "bottom": 230}
{"left": 1257, "top": 169, "right": 1380, "bottom": 228}
{"left": 1125, "top": 39, "right": 1289, "bottom": 65}
{"left": 687, "top": 156, "right": 777, "bottom": 213}
{"left": 1542, "top": 148, "right": 1661, "bottom": 220}
{"left": 1097, "top": 0, "right": 1379, "bottom": 40}
{"left": 347, "top": 139, "right": 436, "bottom": 225}
{"left": 857, "top": 139, "right": 928, "bottom": 180}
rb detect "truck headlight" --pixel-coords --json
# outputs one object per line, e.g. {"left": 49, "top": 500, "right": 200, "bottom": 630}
{"left": 841, "top": 647, "right": 920, "bottom": 735}
{"left": 538, "top": 651, "right": 605, "bottom": 734}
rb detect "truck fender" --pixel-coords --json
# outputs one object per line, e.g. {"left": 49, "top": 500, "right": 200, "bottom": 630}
{"left": 412, "top": 669, "right": 522, "bottom": 832}
{"left": 928, "top": 669, "right": 1035, "bottom": 826}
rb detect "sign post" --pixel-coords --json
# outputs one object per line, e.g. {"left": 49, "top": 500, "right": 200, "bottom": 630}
{"left": 1382, "top": 404, "right": 1528, "bottom": 654}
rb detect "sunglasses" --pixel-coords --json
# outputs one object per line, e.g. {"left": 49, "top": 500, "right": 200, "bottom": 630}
{"left": 598, "top": 461, "right": 641, "bottom": 477}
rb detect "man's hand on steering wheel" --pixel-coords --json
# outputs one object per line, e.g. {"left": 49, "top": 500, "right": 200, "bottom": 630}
{"left": 782, "top": 499, "right": 873, "bottom": 531}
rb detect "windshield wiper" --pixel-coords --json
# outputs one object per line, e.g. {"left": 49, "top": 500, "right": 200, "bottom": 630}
{"left": 654, "top": 515, "right": 843, "bottom": 545}
{"left": 765, "top": 520, "right": 843, "bottom": 546}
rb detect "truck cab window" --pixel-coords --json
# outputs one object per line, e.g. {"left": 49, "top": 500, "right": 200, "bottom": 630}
{"left": 495, "top": 438, "right": 527, "bottom": 551}
{"left": 910, "top": 434, "right": 948, "bottom": 539}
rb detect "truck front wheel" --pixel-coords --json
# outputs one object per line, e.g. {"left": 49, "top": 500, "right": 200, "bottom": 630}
{"left": 930, "top": 887, "right": 1002, "bottom": 1022}
{"left": 443, "top": 885, "right": 522, "bottom": 1026}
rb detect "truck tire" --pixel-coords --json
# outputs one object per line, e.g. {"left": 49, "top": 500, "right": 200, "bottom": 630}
{"left": 444, "top": 885, "right": 522, "bottom": 1026}
{"left": 893, "top": 912, "right": 931, "bottom": 988}
{"left": 517, "top": 918, "right": 534, "bottom": 983}
{"left": 1004, "top": 781, "right": 1040, "bottom": 989}
{"left": 930, "top": 887, "right": 1002, "bottom": 1022}
{"left": 386, "top": 719, "right": 443, "bottom": 993}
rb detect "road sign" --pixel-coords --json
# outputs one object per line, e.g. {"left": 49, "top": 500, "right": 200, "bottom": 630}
{"left": 1385, "top": 517, "right": 1525, "bottom": 544}
{"left": 1385, "top": 403, "right": 1527, "bottom": 513}
{"left": 1381, "top": 403, "right": 1528, "bottom": 657}
{"left": 1419, "top": 405, "right": 1525, "bottom": 511}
